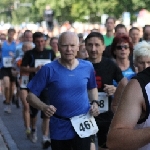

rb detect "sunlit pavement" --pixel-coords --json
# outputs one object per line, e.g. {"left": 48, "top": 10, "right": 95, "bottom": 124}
{"left": 0, "top": 94, "right": 98, "bottom": 150}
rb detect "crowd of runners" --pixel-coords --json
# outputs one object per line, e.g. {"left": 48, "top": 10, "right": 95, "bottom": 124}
{"left": 0, "top": 16, "right": 150, "bottom": 150}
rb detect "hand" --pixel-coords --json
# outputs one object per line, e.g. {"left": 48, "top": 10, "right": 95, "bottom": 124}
{"left": 11, "top": 69, "right": 19, "bottom": 77}
{"left": 43, "top": 105, "right": 57, "bottom": 117}
{"left": 35, "top": 65, "right": 42, "bottom": 72}
{"left": 90, "top": 103, "right": 100, "bottom": 117}
{"left": 9, "top": 51, "right": 14, "bottom": 57}
{"left": 103, "top": 84, "right": 116, "bottom": 96}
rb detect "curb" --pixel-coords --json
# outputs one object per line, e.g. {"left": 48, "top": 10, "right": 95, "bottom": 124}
{"left": 0, "top": 118, "right": 19, "bottom": 150}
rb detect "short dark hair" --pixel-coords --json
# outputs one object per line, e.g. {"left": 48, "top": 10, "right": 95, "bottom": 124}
{"left": 129, "top": 27, "right": 140, "bottom": 35}
{"left": 24, "top": 30, "right": 32, "bottom": 37}
{"left": 111, "top": 35, "right": 133, "bottom": 59}
{"left": 115, "top": 24, "right": 127, "bottom": 33}
{"left": 106, "top": 17, "right": 116, "bottom": 24}
{"left": 8, "top": 28, "right": 16, "bottom": 34}
{"left": 85, "top": 32, "right": 104, "bottom": 44}
{"left": 143, "top": 25, "right": 150, "bottom": 33}
{"left": 33, "top": 32, "right": 44, "bottom": 42}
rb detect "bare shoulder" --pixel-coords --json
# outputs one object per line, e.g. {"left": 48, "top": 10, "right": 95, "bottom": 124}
{"left": 119, "top": 77, "right": 129, "bottom": 87}
{"left": 110, "top": 79, "right": 145, "bottom": 129}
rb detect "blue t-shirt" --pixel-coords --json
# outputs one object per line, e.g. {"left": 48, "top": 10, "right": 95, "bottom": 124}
{"left": 113, "top": 67, "right": 135, "bottom": 87}
{"left": 15, "top": 42, "right": 35, "bottom": 58}
{"left": 1, "top": 41, "right": 16, "bottom": 67}
{"left": 126, "top": 73, "right": 136, "bottom": 80}
{"left": 15, "top": 42, "right": 23, "bottom": 58}
{"left": 27, "top": 59, "right": 97, "bottom": 140}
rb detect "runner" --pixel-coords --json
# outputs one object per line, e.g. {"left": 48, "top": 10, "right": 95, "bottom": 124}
{"left": 103, "top": 24, "right": 128, "bottom": 59}
{"left": 85, "top": 32, "right": 123, "bottom": 150}
{"left": 129, "top": 27, "right": 141, "bottom": 46}
{"left": 103, "top": 17, "right": 115, "bottom": 46}
{"left": 111, "top": 34, "right": 135, "bottom": 87}
{"left": 26, "top": 32, "right": 99, "bottom": 150}
{"left": 1, "top": 28, "right": 16, "bottom": 113}
{"left": 107, "top": 65, "right": 150, "bottom": 150}
{"left": 12, "top": 30, "right": 34, "bottom": 108}
{"left": 21, "top": 32, "right": 55, "bottom": 149}
{"left": 76, "top": 40, "right": 89, "bottom": 59}
{"left": 0, "top": 33, "right": 6, "bottom": 99}
{"left": 111, "top": 41, "right": 150, "bottom": 113}
{"left": 143, "top": 25, "right": 150, "bottom": 43}
{"left": 15, "top": 42, "right": 33, "bottom": 137}
{"left": 50, "top": 37, "right": 60, "bottom": 58}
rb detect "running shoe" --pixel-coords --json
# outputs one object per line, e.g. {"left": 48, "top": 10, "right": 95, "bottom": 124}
{"left": 30, "top": 131, "right": 37, "bottom": 143}
{"left": 42, "top": 138, "right": 51, "bottom": 149}
{"left": 26, "top": 129, "right": 31, "bottom": 139}
{"left": 4, "top": 105, "right": 11, "bottom": 114}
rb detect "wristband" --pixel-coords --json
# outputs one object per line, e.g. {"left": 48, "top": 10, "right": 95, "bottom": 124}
{"left": 90, "top": 100, "right": 99, "bottom": 106}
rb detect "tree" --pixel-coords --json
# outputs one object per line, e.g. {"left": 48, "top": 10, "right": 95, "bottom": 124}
{"left": 1, "top": 0, "right": 150, "bottom": 24}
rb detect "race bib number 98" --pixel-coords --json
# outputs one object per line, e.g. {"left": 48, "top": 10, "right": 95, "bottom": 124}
{"left": 70, "top": 112, "right": 98, "bottom": 138}
{"left": 35, "top": 59, "right": 51, "bottom": 68}
{"left": 98, "top": 92, "right": 108, "bottom": 113}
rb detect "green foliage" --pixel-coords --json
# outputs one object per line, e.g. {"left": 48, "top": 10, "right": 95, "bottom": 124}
{"left": 0, "top": 0, "right": 150, "bottom": 24}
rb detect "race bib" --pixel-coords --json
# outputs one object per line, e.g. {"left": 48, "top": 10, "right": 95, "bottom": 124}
{"left": 70, "top": 112, "right": 98, "bottom": 138}
{"left": 3, "top": 57, "right": 13, "bottom": 67}
{"left": 98, "top": 92, "right": 108, "bottom": 113}
{"left": 35, "top": 59, "right": 51, "bottom": 68}
{"left": 20, "top": 76, "right": 29, "bottom": 88}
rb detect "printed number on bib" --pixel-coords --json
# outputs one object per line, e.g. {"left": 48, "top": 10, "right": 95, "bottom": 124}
{"left": 98, "top": 92, "right": 108, "bottom": 113}
{"left": 20, "top": 76, "right": 29, "bottom": 88}
{"left": 70, "top": 112, "right": 98, "bottom": 138}
{"left": 3, "top": 57, "right": 13, "bottom": 67}
{"left": 35, "top": 59, "right": 51, "bottom": 68}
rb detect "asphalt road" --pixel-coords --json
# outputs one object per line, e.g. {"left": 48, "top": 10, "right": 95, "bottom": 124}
{"left": 0, "top": 95, "right": 98, "bottom": 150}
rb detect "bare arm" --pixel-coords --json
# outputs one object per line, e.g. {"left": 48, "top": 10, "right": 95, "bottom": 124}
{"left": 103, "top": 84, "right": 116, "bottom": 96}
{"left": 107, "top": 79, "right": 150, "bottom": 150}
{"left": 88, "top": 88, "right": 100, "bottom": 116}
{"left": 111, "top": 78, "right": 128, "bottom": 113}
{"left": 88, "top": 88, "right": 98, "bottom": 101}
{"left": 26, "top": 92, "right": 56, "bottom": 117}
{"left": 20, "top": 66, "right": 41, "bottom": 73}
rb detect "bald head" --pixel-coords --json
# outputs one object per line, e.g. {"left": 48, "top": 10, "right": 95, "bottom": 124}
{"left": 58, "top": 32, "right": 79, "bottom": 61}
{"left": 58, "top": 32, "right": 79, "bottom": 46}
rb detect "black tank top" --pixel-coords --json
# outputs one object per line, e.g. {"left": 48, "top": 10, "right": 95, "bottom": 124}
{"left": 132, "top": 67, "right": 150, "bottom": 124}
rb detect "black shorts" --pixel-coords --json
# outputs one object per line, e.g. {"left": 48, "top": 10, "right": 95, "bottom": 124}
{"left": 16, "top": 78, "right": 20, "bottom": 88}
{"left": 51, "top": 135, "right": 90, "bottom": 150}
{"left": 95, "top": 111, "right": 113, "bottom": 148}
{"left": 90, "top": 135, "right": 95, "bottom": 143}
{"left": 30, "top": 88, "right": 50, "bottom": 118}
{"left": 1, "top": 67, "right": 16, "bottom": 82}
{"left": 0, "top": 69, "right": 3, "bottom": 80}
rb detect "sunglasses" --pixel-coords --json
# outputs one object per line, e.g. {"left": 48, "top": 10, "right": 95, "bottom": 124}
{"left": 116, "top": 45, "right": 129, "bottom": 50}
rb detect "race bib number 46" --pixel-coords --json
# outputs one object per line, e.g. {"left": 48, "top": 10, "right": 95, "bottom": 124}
{"left": 70, "top": 112, "right": 98, "bottom": 138}
{"left": 98, "top": 92, "right": 108, "bottom": 113}
{"left": 3, "top": 57, "right": 13, "bottom": 67}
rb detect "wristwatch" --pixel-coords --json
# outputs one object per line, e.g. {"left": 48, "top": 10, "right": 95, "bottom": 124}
{"left": 90, "top": 100, "right": 100, "bottom": 106}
